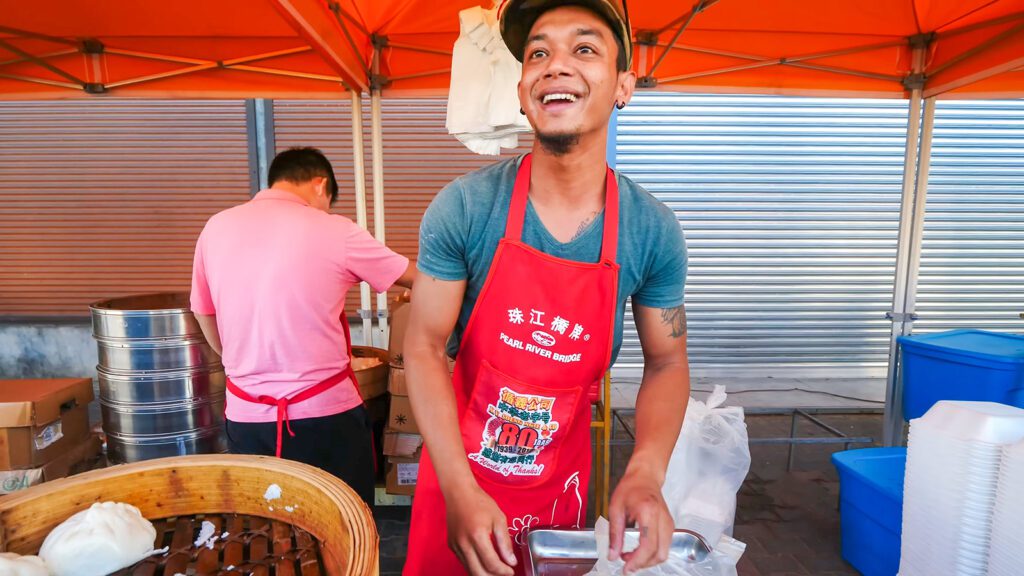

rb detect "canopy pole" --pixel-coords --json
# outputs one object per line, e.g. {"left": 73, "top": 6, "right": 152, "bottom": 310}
{"left": 370, "top": 45, "right": 390, "bottom": 346}
{"left": 883, "top": 80, "right": 936, "bottom": 447}
{"left": 350, "top": 89, "right": 373, "bottom": 346}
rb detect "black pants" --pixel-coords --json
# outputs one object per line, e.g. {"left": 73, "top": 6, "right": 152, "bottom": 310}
{"left": 226, "top": 406, "right": 375, "bottom": 509}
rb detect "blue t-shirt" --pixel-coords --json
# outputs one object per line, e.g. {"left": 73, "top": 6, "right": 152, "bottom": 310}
{"left": 418, "top": 156, "right": 687, "bottom": 364}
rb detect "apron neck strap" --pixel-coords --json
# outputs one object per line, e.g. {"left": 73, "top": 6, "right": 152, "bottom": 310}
{"left": 505, "top": 153, "right": 619, "bottom": 263}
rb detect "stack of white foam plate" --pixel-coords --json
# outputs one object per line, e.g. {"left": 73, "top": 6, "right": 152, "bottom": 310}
{"left": 898, "top": 401, "right": 1024, "bottom": 576}
{"left": 988, "top": 440, "right": 1024, "bottom": 575}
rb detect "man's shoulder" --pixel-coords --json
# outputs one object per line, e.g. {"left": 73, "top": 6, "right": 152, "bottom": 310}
{"left": 446, "top": 155, "right": 520, "bottom": 204}
{"left": 201, "top": 201, "right": 248, "bottom": 233}
{"left": 617, "top": 172, "right": 678, "bottom": 228}
{"left": 428, "top": 156, "right": 520, "bottom": 226}
{"left": 203, "top": 197, "right": 353, "bottom": 236}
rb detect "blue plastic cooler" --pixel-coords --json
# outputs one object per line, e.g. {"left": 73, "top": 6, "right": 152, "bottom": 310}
{"left": 832, "top": 447, "right": 907, "bottom": 576}
{"left": 898, "top": 329, "right": 1024, "bottom": 420}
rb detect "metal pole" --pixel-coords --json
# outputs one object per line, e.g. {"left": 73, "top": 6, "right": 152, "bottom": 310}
{"left": 245, "top": 99, "right": 275, "bottom": 196}
{"left": 882, "top": 61, "right": 936, "bottom": 447}
{"left": 905, "top": 98, "right": 936, "bottom": 324}
{"left": 371, "top": 46, "right": 390, "bottom": 346}
{"left": 254, "top": 100, "right": 275, "bottom": 191}
{"left": 882, "top": 89, "right": 922, "bottom": 447}
{"left": 350, "top": 90, "right": 373, "bottom": 346}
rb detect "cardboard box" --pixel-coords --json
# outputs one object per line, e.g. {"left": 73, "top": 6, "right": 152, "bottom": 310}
{"left": 388, "top": 367, "right": 408, "bottom": 396}
{"left": 388, "top": 301, "right": 410, "bottom": 368}
{"left": 383, "top": 429, "right": 423, "bottom": 458}
{"left": 0, "top": 435, "right": 102, "bottom": 495}
{"left": 387, "top": 394, "right": 418, "bottom": 434}
{"left": 385, "top": 456, "right": 420, "bottom": 496}
{"left": 0, "top": 379, "right": 94, "bottom": 470}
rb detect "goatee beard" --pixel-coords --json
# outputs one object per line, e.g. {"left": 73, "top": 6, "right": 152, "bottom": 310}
{"left": 537, "top": 131, "right": 581, "bottom": 156}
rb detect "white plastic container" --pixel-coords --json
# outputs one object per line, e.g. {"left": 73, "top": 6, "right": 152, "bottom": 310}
{"left": 899, "top": 401, "right": 1024, "bottom": 576}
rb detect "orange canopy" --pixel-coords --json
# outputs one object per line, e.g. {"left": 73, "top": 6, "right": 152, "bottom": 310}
{"left": 1, "top": 0, "right": 1022, "bottom": 100}
{"left": 0, "top": 0, "right": 368, "bottom": 99}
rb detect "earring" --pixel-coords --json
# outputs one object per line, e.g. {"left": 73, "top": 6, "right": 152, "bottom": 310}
{"left": 615, "top": 101, "right": 626, "bottom": 110}
{"left": 520, "top": 108, "right": 525, "bottom": 115}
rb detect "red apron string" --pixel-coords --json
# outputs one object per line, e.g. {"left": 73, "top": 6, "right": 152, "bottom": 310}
{"left": 223, "top": 314, "right": 374, "bottom": 468}
{"left": 227, "top": 369, "right": 350, "bottom": 458}
{"left": 259, "top": 396, "right": 296, "bottom": 458}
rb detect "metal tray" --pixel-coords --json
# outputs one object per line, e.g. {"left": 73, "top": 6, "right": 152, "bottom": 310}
{"left": 524, "top": 528, "right": 712, "bottom": 576}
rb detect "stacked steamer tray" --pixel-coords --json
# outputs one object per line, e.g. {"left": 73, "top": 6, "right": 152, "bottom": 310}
{"left": 90, "top": 293, "right": 226, "bottom": 463}
{"left": 899, "top": 401, "right": 1024, "bottom": 576}
{"left": 351, "top": 347, "right": 388, "bottom": 401}
{"left": 0, "top": 454, "right": 378, "bottom": 575}
{"left": 989, "top": 440, "right": 1024, "bottom": 575}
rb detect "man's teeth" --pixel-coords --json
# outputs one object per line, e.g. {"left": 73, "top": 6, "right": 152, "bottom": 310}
{"left": 542, "top": 93, "right": 577, "bottom": 104}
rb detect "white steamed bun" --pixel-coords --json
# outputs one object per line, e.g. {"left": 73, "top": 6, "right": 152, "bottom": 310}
{"left": 0, "top": 553, "right": 47, "bottom": 576}
{"left": 39, "top": 502, "right": 156, "bottom": 576}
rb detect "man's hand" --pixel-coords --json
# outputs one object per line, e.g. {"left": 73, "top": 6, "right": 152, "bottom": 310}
{"left": 608, "top": 467, "right": 674, "bottom": 573}
{"left": 446, "top": 484, "right": 517, "bottom": 576}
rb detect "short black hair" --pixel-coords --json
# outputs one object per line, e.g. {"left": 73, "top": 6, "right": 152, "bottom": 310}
{"left": 526, "top": 1, "right": 628, "bottom": 72}
{"left": 612, "top": 31, "right": 628, "bottom": 72}
{"left": 267, "top": 147, "right": 339, "bottom": 205}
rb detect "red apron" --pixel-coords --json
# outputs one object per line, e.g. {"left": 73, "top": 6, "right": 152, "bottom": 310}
{"left": 225, "top": 317, "right": 361, "bottom": 459}
{"left": 404, "top": 154, "right": 620, "bottom": 575}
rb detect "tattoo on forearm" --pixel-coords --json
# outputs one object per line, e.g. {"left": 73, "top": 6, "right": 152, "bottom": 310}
{"left": 660, "top": 305, "right": 687, "bottom": 338}
{"left": 570, "top": 211, "right": 600, "bottom": 241}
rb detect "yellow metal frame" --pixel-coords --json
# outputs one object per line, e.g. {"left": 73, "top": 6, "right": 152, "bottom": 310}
{"left": 590, "top": 371, "right": 613, "bottom": 518}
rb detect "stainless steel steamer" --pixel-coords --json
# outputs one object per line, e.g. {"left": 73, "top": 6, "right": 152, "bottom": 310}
{"left": 90, "top": 293, "right": 226, "bottom": 463}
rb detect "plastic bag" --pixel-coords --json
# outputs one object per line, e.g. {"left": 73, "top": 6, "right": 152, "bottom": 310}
{"left": 586, "top": 386, "right": 750, "bottom": 576}
{"left": 663, "top": 385, "right": 750, "bottom": 543}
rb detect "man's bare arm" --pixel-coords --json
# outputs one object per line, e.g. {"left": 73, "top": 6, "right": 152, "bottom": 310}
{"left": 394, "top": 261, "right": 417, "bottom": 289}
{"left": 404, "top": 274, "right": 516, "bottom": 575}
{"left": 608, "top": 303, "right": 690, "bottom": 571}
{"left": 405, "top": 274, "right": 470, "bottom": 496}
{"left": 630, "top": 303, "right": 690, "bottom": 480}
{"left": 195, "top": 313, "right": 223, "bottom": 357}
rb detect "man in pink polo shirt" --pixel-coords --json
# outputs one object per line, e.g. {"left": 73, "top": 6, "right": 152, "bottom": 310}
{"left": 190, "top": 147, "right": 414, "bottom": 506}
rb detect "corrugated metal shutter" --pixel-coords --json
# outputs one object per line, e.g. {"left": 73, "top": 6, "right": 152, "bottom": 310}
{"left": 914, "top": 99, "right": 1024, "bottom": 335}
{"left": 614, "top": 94, "right": 911, "bottom": 376}
{"left": 0, "top": 100, "right": 251, "bottom": 317}
{"left": 273, "top": 98, "right": 530, "bottom": 312}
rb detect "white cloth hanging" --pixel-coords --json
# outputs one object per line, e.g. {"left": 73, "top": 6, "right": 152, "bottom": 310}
{"left": 446, "top": 5, "right": 532, "bottom": 156}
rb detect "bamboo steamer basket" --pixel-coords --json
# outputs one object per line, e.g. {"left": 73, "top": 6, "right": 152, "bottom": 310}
{"left": 351, "top": 346, "right": 389, "bottom": 400}
{"left": 0, "top": 454, "right": 378, "bottom": 575}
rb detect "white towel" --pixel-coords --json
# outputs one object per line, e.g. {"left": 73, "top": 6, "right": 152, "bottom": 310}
{"left": 446, "top": 5, "right": 532, "bottom": 156}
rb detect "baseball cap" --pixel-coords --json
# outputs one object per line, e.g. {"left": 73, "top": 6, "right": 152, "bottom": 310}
{"left": 498, "top": 0, "right": 633, "bottom": 67}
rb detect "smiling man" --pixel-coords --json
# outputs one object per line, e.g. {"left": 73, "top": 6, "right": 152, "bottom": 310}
{"left": 402, "top": 1, "right": 691, "bottom": 575}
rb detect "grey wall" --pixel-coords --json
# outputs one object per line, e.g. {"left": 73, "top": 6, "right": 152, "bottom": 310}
{"left": 0, "top": 322, "right": 99, "bottom": 424}
{"left": 0, "top": 323, "right": 96, "bottom": 380}
{"left": 0, "top": 322, "right": 382, "bottom": 381}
